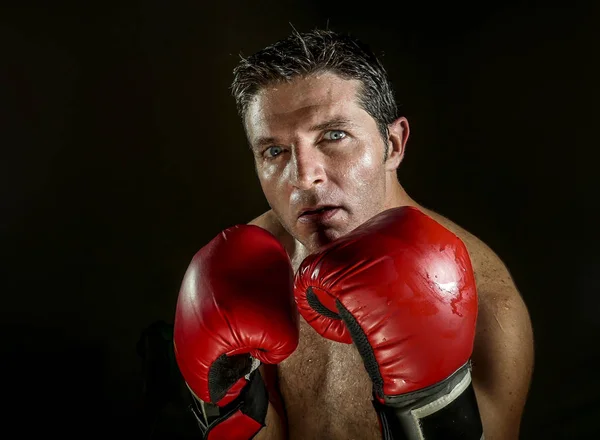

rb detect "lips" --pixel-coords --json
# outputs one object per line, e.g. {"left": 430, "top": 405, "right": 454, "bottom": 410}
{"left": 301, "top": 206, "right": 335, "bottom": 216}
{"left": 298, "top": 205, "right": 341, "bottom": 223}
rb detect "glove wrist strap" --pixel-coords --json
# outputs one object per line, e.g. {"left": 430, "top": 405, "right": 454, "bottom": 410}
{"left": 188, "top": 369, "right": 268, "bottom": 440}
{"left": 373, "top": 362, "right": 484, "bottom": 440}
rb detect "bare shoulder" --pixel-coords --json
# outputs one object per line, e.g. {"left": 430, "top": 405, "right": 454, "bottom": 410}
{"left": 420, "top": 206, "right": 532, "bottom": 333}
{"left": 421, "top": 207, "right": 534, "bottom": 439}
{"left": 421, "top": 209, "right": 533, "bottom": 338}
{"left": 421, "top": 209, "right": 511, "bottom": 292}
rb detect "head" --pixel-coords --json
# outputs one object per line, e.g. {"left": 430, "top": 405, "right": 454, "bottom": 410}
{"left": 231, "top": 29, "right": 410, "bottom": 252}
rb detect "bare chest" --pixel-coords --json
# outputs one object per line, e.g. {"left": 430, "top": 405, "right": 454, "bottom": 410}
{"left": 278, "top": 319, "right": 380, "bottom": 439}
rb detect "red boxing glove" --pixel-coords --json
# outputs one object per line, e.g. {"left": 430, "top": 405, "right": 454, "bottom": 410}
{"left": 174, "top": 225, "right": 299, "bottom": 440}
{"left": 294, "top": 207, "right": 483, "bottom": 440}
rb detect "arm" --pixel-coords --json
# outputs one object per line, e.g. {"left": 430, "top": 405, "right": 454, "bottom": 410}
{"left": 254, "top": 400, "right": 285, "bottom": 440}
{"left": 470, "top": 248, "right": 534, "bottom": 440}
{"left": 254, "top": 365, "right": 286, "bottom": 440}
{"left": 246, "top": 212, "right": 294, "bottom": 440}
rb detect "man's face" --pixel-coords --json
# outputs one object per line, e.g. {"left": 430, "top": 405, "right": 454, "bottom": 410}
{"left": 245, "top": 72, "right": 397, "bottom": 252}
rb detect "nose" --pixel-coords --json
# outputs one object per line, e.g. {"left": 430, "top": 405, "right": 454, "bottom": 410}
{"left": 289, "top": 147, "right": 326, "bottom": 190}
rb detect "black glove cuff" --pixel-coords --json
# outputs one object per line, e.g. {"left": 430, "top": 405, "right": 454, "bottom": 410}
{"left": 188, "top": 369, "right": 269, "bottom": 439}
{"left": 373, "top": 362, "right": 484, "bottom": 440}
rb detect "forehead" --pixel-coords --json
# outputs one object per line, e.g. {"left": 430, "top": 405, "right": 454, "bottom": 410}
{"left": 244, "top": 72, "right": 365, "bottom": 142}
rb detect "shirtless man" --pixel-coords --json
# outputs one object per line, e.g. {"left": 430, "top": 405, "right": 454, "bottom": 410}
{"left": 173, "top": 29, "right": 534, "bottom": 439}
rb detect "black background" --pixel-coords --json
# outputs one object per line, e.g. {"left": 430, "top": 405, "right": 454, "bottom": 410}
{"left": 2, "top": 1, "right": 598, "bottom": 438}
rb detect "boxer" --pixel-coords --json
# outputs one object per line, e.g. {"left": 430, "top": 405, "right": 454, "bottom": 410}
{"left": 174, "top": 29, "right": 534, "bottom": 439}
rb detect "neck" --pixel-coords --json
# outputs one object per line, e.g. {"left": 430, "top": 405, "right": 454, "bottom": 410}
{"left": 384, "top": 177, "right": 419, "bottom": 211}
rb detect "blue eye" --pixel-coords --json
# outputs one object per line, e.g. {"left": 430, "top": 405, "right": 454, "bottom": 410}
{"left": 265, "top": 146, "right": 283, "bottom": 158}
{"left": 324, "top": 130, "right": 346, "bottom": 141}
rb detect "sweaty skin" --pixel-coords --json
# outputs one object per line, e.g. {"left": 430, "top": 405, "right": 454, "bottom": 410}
{"left": 244, "top": 73, "right": 534, "bottom": 440}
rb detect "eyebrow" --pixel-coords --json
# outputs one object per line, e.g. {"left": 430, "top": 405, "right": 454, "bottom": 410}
{"left": 308, "top": 116, "right": 354, "bottom": 133}
{"left": 252, "top": 116, "right": 355, "bottom": 150}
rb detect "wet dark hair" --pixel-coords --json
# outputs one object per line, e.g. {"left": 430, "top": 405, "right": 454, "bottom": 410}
{"left": 231, "top": 28, "right": 398, "bottom": 145}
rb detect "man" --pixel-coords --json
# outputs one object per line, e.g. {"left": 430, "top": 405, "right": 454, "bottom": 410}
{"left": 173, "top": 29, "right": 534, "bottom": 439}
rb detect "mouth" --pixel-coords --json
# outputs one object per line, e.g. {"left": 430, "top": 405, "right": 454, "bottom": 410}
{"left": 298, "top": 206, "right": 341, "bottom": 222}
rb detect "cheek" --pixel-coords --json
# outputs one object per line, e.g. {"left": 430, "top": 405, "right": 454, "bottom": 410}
{"left": 258, "top": 163, "right": 277, "bottom": 183}
{"left": 340, "top": 144, "right": 382, "bottom": 188}
{"left": 257, "top": 163, "right": 288, "bottom": 199}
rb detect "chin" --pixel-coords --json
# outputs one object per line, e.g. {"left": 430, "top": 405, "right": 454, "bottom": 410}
{"left": 305, "top": 225, "right": 353, "bottom": 252}
{"left": 291, "top": 211, "right": 362, "bottom": 252}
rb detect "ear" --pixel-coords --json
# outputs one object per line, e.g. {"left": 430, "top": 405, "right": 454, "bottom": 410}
{"left": 385, "top": 117, "right": 410, "bottom": 171}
